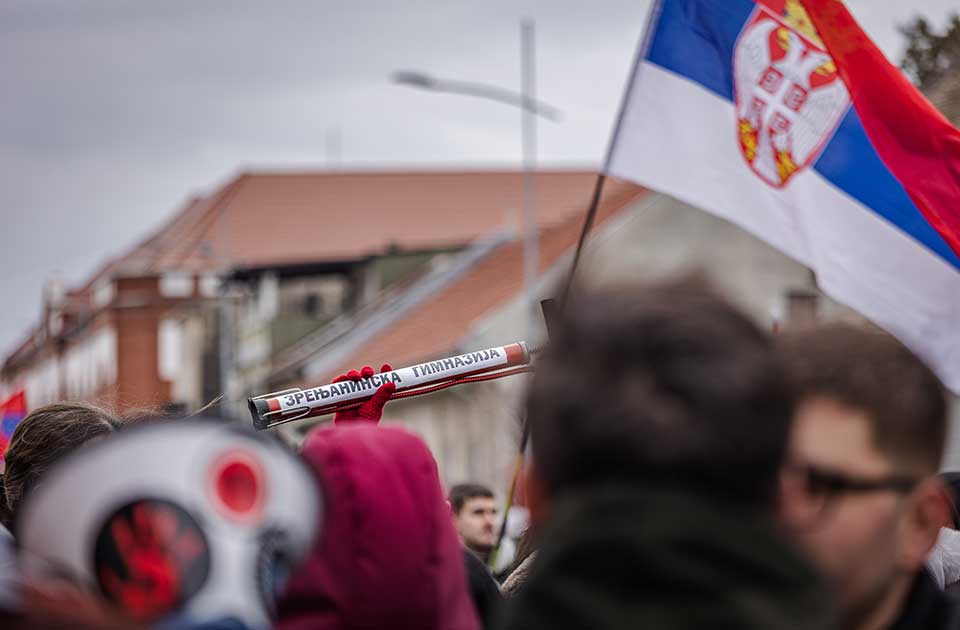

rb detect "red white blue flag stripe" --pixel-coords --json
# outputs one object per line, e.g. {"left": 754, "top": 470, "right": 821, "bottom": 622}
{"left": 0, "top": 390, "right": 26, "bottom": 461}
{"left": 606, "top": 0, "right": 960, "bottom": 390}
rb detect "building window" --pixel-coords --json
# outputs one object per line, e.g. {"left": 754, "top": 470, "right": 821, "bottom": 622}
{"left": 303, "top": 294, "right": 323, "bottom": 318}
{"left": 199, "top": 274, "right": 220, "bottom": 297}
{"left": 158, "top": 319, "right": 183, "bottom": 381}
{"left": 160, "top": 273, "right": 194, "bottom": 298}
{"left": 93, "top": 279, "right": 115, "bottom": 309}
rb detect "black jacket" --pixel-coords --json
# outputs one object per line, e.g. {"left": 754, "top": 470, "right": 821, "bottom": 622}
{"left": 890, "top": 569, "right": 960, "bottom": 630}
{"left": 463, "top": 548, "right": 503, "bottom": 629}
{"left": 499, "top": 482, "right": 833, "bottom": 630}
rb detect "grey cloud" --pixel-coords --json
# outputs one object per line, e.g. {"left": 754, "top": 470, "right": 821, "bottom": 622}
{"left": 0, "top": 0, "right": 955, "bottom": 355}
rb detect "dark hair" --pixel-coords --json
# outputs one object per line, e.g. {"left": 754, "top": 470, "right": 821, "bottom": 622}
{"left": 526, "top": 277, "right": 793, "bottom": 508}
{"left": 0, "top": 402, "right": 117, "bottom": 530}
{"left": 449, "top": 483, "right": 495, "bottom": 515}
{"left": 778, "top": 323, "right": 947, "bottom": 475}
{"left": 939, "top": 472, "right": 960, "bottom": 529}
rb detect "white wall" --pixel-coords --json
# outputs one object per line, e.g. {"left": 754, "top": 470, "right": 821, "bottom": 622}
{"left": 63, "top": 326, "right": 117, "bottom": 401}
{"left": 161, "top": 313, "right": 207, "bottom": 410}
{"left": 23, "top": 356, "right": 60, "bottom": 409}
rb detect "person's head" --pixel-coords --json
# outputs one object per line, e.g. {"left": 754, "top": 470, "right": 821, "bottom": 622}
{"left": 449, "top": 483, "right": 497, "bottom": 556}
{"left": 777, "top": 323, "right": 948, "bottom": 626}
{"left": 16, "top": 419, "right": 319, "bottom": 629}
{"left": 1, "top": 402, "right": 116, "bottom": 531}
{"left": 278, "top": 423, "right": 478, "bottom": 630}
{"left": 526, "top": 277, "right": 792, "bottom": 514}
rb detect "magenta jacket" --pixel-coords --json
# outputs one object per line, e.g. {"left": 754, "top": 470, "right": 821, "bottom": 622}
{"left": 276, "top": 423, "right": 479, "bottom": 630}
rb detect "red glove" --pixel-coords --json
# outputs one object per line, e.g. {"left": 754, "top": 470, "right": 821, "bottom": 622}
{"left": 332, "top": 364, "right": 395, "bottom": 425}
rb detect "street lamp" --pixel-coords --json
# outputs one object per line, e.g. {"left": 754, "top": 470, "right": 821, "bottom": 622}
{"left": 391, "top": 71, "right": 562, "bottom": 122}
{"left": 392, "top": 19, "right": 561, "bottom": 342}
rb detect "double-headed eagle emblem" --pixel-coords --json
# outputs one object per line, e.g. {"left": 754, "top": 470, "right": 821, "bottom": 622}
{"left": 733, "top": 0, "right": 849, "bottom": 187}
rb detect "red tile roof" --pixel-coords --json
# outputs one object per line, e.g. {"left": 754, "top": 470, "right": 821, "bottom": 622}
{"left": 316, "top": 177, "right": 646, "bottom": 382}
{"left": 5, "top": 169, "right": 638, "bottom": 372}
{"left": 110, "top": 170, "right": 621, "bottom": 275}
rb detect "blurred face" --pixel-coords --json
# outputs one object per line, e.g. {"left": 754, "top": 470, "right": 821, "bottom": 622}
{"left": 779, "top": 397, "right": 943, "bottom": 626}
{"left": 455, "top": 496, "right": 497, "bottom": 554}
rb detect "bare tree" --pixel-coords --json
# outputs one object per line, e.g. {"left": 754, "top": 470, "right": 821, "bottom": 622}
{"left": 900, "top": 13, "right": 960, "bottom": 91}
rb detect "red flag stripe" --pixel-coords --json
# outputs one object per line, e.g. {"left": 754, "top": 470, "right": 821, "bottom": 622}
{"left": 801, "top": 0, "right": 960, "bottom": 258}
{"left": 0, "top": 390, "right": 26, "bottom": 416}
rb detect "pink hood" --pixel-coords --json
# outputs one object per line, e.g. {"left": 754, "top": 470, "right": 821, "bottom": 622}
{"left": 277, "top": 424, "right": 479, "bottom": 630}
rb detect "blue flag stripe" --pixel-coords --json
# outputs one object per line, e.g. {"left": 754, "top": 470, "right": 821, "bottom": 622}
{"left": 815, "top": 109, "right": 960, "bottom": 267}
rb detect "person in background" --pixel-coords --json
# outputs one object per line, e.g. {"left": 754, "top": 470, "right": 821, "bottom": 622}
{"left": 778, "top": 323, "right": 957, "bottom": 630}
{"left": 449, "top": 483, "right": 498, "bottom": 564}
{"left": 447, "top": 483, "right": 504, "bottom": 627}
{"left": 501, "top": 277, "right": 832, "bottom": 630}
{"left": 14, "top": 418, "right": 319, "bottom": 630}
{"left": 0, "top": 523, "right": 15, "bottom": 617}
{"left": 0, "top": 402, "right": 116, "bottom": 533}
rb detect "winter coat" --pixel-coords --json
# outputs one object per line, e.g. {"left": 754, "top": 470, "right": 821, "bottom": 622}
{"left": 890, "top": 568, "right": 960, "bottom": 630}
{"left": 500, "top": 552, "right": 536, "bottom": 599}
{"left": 499, "top": 481, "right": 834, "bottom": 630}
{"left": 461, "top": 549, "right": 502, "bottom": 629}
{"left": 276, "top": 424, "right": 479, "bottom": 630}
{"left": 929, "top": 527, "right": 960, "bottom": 591}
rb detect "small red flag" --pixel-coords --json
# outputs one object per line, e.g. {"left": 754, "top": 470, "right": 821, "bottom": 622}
{"left": 1, "top": 390, "right": 28, "bottom": 457}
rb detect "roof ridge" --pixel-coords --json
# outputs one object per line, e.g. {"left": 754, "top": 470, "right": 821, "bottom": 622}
{"left": 75, "top": 192, "right": 217, "bottom": 292}
{"left": 164, "top": 174, "right": 250, "bottom": 271}
{"left": 140, "top": 195, "right": 212, "bottom": 272}
{"left": 232, "top": 167, "right": 599, "bottom": 178}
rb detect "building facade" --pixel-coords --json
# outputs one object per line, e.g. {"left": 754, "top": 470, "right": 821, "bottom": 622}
{"left": 4, "top": 170, "right": 956, "bottom": 492}
{"left": 0, "top": 170, "right": 618, "bottom": 418}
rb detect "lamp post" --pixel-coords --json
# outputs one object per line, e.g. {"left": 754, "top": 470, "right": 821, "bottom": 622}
{"left": 393, "top": 19, "right": 560, "bottom": 341}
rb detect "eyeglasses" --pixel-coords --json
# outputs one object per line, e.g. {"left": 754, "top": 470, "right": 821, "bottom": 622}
{"left": 800, "top": 465, "right": 919, "bottom": 496}
{"left": 784, "top": 462, "right": 921, "bottom": 528}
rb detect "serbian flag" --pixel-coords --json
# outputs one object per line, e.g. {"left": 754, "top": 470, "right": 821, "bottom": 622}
{"left": 606, "top": 0, "right": 960, "bottom": 391}
{"left": 0, "top": 390, "right": 26, "bottom": 461}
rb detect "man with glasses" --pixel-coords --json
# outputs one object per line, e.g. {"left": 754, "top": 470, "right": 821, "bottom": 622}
{"left": 778, "top": 323, "right": 956, "bottom": 630}
{"left": 500, "top": 278, "right": 833, "bottom": 630}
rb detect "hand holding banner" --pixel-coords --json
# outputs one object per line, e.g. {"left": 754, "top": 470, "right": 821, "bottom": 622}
{"left": 249, "top": 343, "right": 531, "bottom": 429}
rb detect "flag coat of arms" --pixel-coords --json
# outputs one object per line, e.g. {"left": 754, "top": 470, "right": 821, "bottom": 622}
{"left": 607, "top": 0, "right": 960, "bottom": 390}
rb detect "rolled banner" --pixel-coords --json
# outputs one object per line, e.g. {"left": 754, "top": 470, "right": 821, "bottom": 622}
{"left": 249, "top": 342, "right": 530, "bottom": 430}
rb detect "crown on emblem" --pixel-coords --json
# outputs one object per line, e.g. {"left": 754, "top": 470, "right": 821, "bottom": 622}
{"left": 781, "top": 0, "right": 824, "bottom": 48}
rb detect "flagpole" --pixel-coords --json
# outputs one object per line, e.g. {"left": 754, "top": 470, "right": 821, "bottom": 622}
{"left": 559, "top": 174, "right": 607, "bottom": 308}
{"left": 559, "top": 0, "right": 664, "bottom": 305}
{"left": 489, "top": 2, "right": 665, "bottom": 571}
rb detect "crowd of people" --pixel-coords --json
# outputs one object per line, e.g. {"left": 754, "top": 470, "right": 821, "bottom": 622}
{"left": 0, "top": 276, "right": 956, "bottom": 629}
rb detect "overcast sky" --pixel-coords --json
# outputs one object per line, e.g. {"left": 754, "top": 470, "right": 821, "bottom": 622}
{"left": 1, "top": 0, "right": 957, "bottom": 356}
